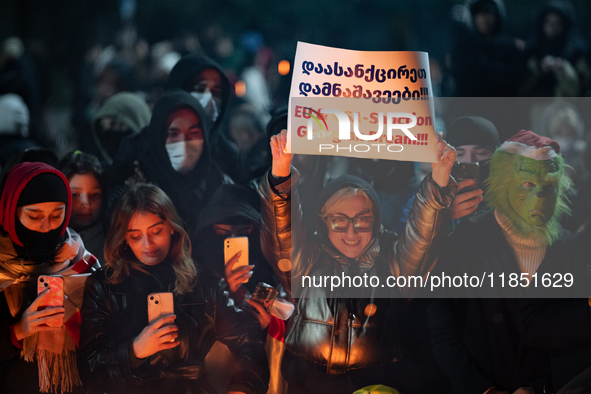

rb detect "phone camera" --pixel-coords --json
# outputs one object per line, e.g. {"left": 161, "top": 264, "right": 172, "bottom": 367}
{"left": 150, "top": 296, "right": 154, "bottom": 300}
{"left": 44, "top": 283, "right": 49, "bottom": 287}
{"left": 227, "top": 244, "right": 230, "bottom": 248}
{"left": 40, "top": 278, "right": 44, "bottom": 283}
{"left": 155, "top": 300, "right": 159, "bottom": 305}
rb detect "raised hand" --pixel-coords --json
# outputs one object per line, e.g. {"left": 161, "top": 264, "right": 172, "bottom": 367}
{"left": 431, "top": 131, "right": 457, "bottom": 188}
{"left": 270, "top": 129, "right": 292, "bottom": 178}
{"left": 13, "top": 289, "right": 65, "bottom": 341}
{"left": 132, "top": 314, "right": 179, "bottom": 359}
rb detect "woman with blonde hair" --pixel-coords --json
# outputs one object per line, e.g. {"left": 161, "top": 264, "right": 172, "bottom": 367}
{"left": 79, "top": 183, "right": 269, "bottom": 394}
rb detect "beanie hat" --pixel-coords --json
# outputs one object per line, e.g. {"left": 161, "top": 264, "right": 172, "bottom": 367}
{"left": 17, "top": 172, "right": 69, "bottom": 207}
{"left": 499, "top": 130, "right": 560, "bottom": 160}
{"left": 446, "top": 116, "right": 500, "bottom": 154}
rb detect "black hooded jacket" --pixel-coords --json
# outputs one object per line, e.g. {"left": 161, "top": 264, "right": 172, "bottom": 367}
{"left": 165, "top": 54, "right": 264, "bottom": 184}
{"left": 527, "top": 0, "right": 586, "bottom": 63}
{"left": 165, "top": 54, "right": 231, "bottom": 142}
{"left": 450, "top": 0, "right": 526, "bottom": 96}
{"left": 136, "top": 90, "right": 231, "bottom": 230}
{"left": 191, "top": 184, "right": 277, "bottom": 293}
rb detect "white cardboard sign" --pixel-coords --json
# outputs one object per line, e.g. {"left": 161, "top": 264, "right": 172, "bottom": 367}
{"left": 288, "top": 42, "right": 437, "bottom": 162}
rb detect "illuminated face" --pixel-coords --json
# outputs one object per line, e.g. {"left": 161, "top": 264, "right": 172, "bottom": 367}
{"left": 126, "top": 211, "right": 173, "bottom": 266}
{"left": 456, "top": 145, "right": 494, "bottom": 163}
{"left": 17, "top": 202, "right": 66, "bottom": 232}
{"left": 325, "top": 194, "right": 373, "bottom": 259}
{"left": 507, "top": 157, "right": 559, "bottom": 226}
{"left": 69, "top": 174, "right": 102, "bottom": 229}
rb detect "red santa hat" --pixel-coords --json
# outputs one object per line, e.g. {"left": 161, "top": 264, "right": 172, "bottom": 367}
{"left": 499, "top": 130, "right": 560, "bottom": 160}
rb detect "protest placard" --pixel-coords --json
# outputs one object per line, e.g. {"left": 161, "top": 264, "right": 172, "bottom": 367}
{"left": 288, "top": 42, "right": 437, "bottom": 162}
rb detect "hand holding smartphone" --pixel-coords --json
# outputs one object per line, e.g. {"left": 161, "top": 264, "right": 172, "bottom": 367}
{"left": 224, "top": 237, "right": 253, "bottom": 291}
{"left": 224, "top": 237, "right": 249, "bottom": 268}
{"left": 37, "top": 276, "right": 64, "bottom": 327}
{"left": 147, "top": 292, "right": 174, "bottom": 324}
{"left": 451, "top": 162, "right": 479, "bottom": 194}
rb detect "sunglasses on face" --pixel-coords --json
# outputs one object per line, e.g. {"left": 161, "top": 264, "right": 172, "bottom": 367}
{"left": 324, "top": 214, "right": 374, "bottom": 232}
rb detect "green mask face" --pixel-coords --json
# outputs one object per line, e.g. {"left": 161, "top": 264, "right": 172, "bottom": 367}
{"left": 507, "top": 157, "right": 559, "bottom": 226}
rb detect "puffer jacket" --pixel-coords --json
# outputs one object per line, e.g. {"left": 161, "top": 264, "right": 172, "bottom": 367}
{"left": 79, "top": 266, "right": 269, "bottom": 394}
{"left": 259, "top": 168, "right": 455, "bottom": 375}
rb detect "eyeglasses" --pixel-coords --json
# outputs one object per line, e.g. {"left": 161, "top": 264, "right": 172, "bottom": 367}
{"left": 324, "top": 215, "right": 374, "bottom": 232}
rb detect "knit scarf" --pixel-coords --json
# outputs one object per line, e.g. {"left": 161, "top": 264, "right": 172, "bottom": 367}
{"left": 0, "top": 230, "right": 94, "bottom": 393}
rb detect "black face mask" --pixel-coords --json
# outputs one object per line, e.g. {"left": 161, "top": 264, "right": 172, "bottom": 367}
{"left": 98, "top": 131, "right": 134, "bottom": 160}
{"left": 14, "top": 219, "right": 66, "bottom": 263}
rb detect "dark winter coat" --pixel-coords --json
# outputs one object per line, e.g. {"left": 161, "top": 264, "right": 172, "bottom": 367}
{"left": 79, "top": 265, "right": 269, "bottom": 394}
{"left": 429, "top": 212, "right": 549, "bottom": 393}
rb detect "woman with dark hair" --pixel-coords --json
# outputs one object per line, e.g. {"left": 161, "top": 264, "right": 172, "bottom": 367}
{"left": 59, "top": 151, "right": 106, "bottom": 263}
{"left": 0, "top": 162, "right": 100, "bottom": 393}
{"left": 79, "top": 183, "right": 269, "bottom": 394}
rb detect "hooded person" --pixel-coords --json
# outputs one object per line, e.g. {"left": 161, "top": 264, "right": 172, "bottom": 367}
{"left": 429, "top": 130, "right": 572, "bottom": 394}
{"left": 0, "top": 162, "right": 100, "bottom": 393}
{"left": 164, "top": 53, "right": 252, "bottom": 183}
{"left": 450, "top": 0, "right": 526, "bottom": 96}
{"left": 165, "top": 54, "right": 231, "bottom": 144}
{"left": 259, "top": 131, "right": 457, "bottom": 393}
{"left": 128, "top": 89, "right": 230, "bottom": 231}
{"left": 519, "top": 0, "right": 589, "bottom": 97}
{"left": 192, "top": 183, "right": 277, "bottom": 295}
{"left": 91, "top": 92, "right": 152, "bottom": 166}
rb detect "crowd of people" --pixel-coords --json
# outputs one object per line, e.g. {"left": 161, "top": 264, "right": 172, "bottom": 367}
{"left": 2, "top": 0, "right": 591, "bottom": 393}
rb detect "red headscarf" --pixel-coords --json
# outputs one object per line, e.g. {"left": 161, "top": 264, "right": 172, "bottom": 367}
{"left": 0, "top": 162, "right": 72, "bottom": 246}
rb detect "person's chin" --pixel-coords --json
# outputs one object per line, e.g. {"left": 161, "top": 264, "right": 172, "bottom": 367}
{"left": 140, "top": 254, "right": 163, "bottom": 265}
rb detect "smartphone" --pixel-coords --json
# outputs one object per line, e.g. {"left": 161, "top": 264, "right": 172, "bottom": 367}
{"left": 451, "top": 162, "right": 479, "bottom": 194}
{"left": 37, "top": 276, "right": 64, "bottom": 327}
{"left": 250, "top": 283, "right": 278, "bottom": 311}
{"left": 224, "top": 237, "right": 249, "bottom": 269}
{"left": 147, "top": 292, "right": 174, "bottom": 324}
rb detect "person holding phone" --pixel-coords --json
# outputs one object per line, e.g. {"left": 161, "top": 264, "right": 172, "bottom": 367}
{"left": 79, "top": 184, "right": 268, "bottom": 394}
{"left": 447, "top": 115, "right": 501, "bottom": 221}
{"left": 0, "top": 162, "right": 100, "bottom": 393}
{"left": 259, "top": 130, "right": 456, "bottom": 393}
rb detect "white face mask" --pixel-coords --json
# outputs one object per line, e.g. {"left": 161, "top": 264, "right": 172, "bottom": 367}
{"left": 165, "top": 140, "right": 204, "bottom": 173}
{"left": 191, "top": 91, "right": 220, "bottom": 124}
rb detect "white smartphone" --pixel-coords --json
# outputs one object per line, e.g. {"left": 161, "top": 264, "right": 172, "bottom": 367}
{"left": 147, "top": 292, "right": 174, "bottom": 324}
{"left": 224, "top": 236, "right": 249, "bottom": 269}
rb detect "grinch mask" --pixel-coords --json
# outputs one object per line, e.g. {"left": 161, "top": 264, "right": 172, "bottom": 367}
{"left": 507, "top": 157, "right": 559, "bottom": 226}
{"left": 485, "top": 150, "right": 571, "bottom": 245}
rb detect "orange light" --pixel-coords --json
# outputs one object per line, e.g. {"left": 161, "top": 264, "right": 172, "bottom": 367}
{"left": 278, "top": 60, "right": 290, "bottom": 76}
{"left": 278, "top": 259, "right": 291, "bottom": 272}
{"left": 364, "top": 303, "right": 377, "bottom": 317}
{"left": 235, "top": 80, "right": 246, "bottom": 97}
